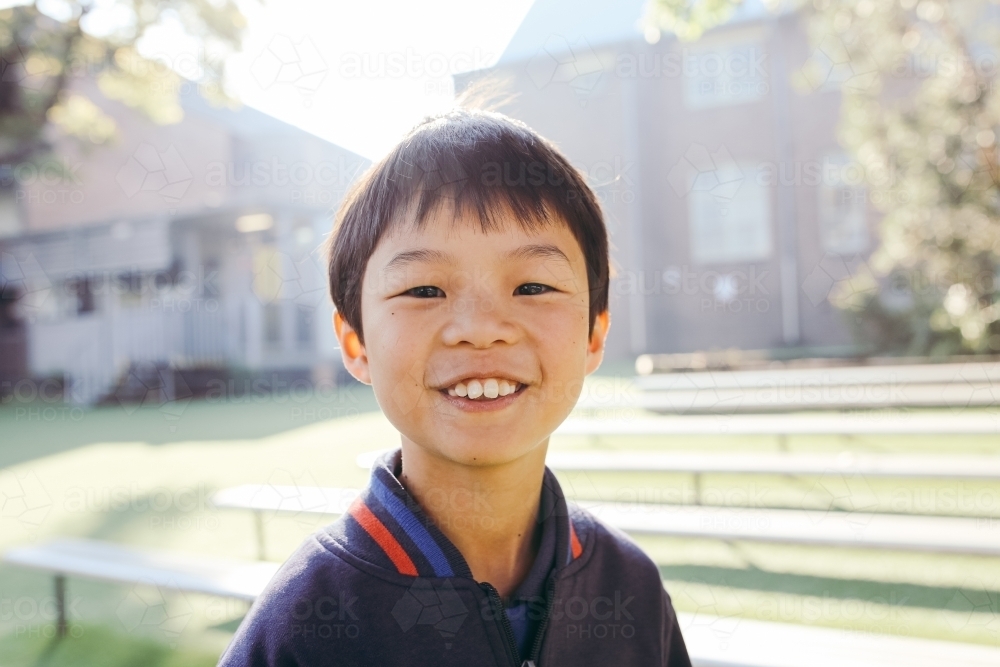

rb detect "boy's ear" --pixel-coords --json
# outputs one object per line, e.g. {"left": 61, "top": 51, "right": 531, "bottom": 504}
{"left": 333, "top": 311, "right": 372, "bottom": 385}
{"left": 584, "top": 310, "right": 610, "bottom": 376}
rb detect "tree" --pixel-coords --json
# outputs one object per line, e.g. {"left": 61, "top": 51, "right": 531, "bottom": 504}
{"left": 646, "top": 0, "right": 1000, "bottom": 356}
{"left": 0, "top": 0, "right": 249, "bottom": 166}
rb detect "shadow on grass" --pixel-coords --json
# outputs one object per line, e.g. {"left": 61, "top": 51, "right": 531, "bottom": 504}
{"left": 0, "top": 623, "right": 219, "bottom": 667}
{"left": 659, "top": 563, "right": 1000, "bottom": 612}
{"left": 0, "top": 383, "right": 380, "bottom": 467}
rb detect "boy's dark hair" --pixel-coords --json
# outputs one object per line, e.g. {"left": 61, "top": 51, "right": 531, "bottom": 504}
{"left": 326, "top": 108, "right": 609, "bottom": 344}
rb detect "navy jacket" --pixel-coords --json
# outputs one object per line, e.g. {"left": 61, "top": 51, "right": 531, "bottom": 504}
{"left": 219, "top": 450, "right": 691, "bottom": 666}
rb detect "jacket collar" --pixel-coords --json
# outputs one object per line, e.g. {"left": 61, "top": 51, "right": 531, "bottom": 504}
{"left": 338, "top": 448, "right": 583, "bottom": 579}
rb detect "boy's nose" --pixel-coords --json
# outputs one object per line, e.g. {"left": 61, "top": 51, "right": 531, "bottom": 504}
{"left": 440, "top": 295, "right": 519, "bottom": 348}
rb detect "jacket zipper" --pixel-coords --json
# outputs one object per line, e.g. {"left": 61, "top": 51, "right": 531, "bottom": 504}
{"left": 480, "top": 582, "right": 521, "bottom": 667}
{"left": 526, "top": 576, "right": 557, "bottom": 665}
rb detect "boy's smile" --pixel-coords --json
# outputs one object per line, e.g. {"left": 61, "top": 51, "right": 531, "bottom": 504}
{"left": 335, "top": 201, "right": 609, "bottom": 467}
{"left": 438, "top": 374, "right": 527, "bottom": 410}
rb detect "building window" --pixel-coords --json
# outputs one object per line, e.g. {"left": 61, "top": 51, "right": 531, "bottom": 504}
{"left": 682, "top": 28, "right": 768, "bottom": 110}
{"left": 818, "top": 152, "right": 869, "bottom": 255}
{"left": 688, "top": 161, "right": 773, "bottom": 264}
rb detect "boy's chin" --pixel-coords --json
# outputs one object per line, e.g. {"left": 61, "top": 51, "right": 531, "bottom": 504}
{"left": 418, "top": 438, "right": 545, "bottom": 469}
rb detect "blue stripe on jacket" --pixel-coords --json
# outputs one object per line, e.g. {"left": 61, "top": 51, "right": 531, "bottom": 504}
{"left": 369, "top": 474, "right": 454, "bottom": 577}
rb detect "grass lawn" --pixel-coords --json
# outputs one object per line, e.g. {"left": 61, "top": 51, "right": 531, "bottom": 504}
{"left": 1, "top": 378, "right": 998, "bottom": 662}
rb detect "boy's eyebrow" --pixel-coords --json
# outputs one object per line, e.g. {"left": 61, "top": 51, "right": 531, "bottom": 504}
{"left": 505, "top": 243, "right": 571, "bottom": 264}
{"left": 383, "top": 248, "right": 453, "bottom": 273}
{"left": 384, "top": 244, "right": 569, "bottom": 272}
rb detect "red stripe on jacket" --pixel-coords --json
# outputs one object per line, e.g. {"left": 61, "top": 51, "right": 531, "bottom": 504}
{"left": 348, "top": 499, "right": 419, "bottom": 576}
{"left": 569, "top": 521, "right": 583, "bottom": 560}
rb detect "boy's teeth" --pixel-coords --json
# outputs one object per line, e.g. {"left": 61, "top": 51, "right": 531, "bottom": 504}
{"left": 466, "top": 379, "right": 484, "bottom": 399}
{"left": 483, "top": 378, "right": 499, "bottom": 399}
{"left": 446, "top": 378, "right": 521, "bottom": 400}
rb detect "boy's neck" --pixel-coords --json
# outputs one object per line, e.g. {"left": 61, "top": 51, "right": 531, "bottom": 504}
{"left": 397, "top": 439, "right": 549, "bottom": 599}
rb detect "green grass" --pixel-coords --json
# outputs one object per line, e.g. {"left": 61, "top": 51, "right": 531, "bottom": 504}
{"left": 1, "top": 383, "right": 998, "bottom": 661}
{"left": 0, "top": 624, "right": 220, "bottom": 667}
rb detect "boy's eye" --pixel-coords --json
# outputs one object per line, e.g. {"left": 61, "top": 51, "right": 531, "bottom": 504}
{"left": 405, "top": 286, "right": 445, "bottom": 298}
{"left": 515, "top": 283, "right": 552, "bottom": 296}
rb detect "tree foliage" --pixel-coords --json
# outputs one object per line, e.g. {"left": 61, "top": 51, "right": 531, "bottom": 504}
{"left": 647, "top": 0, "right": 1000, "bottom": 356}
{"left": 0, "top": 0, "right": 249, "bottom": 166}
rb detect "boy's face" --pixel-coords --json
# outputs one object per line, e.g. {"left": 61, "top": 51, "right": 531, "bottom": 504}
{"left": 334, "top": 204, "right": 609, "bottom": 467}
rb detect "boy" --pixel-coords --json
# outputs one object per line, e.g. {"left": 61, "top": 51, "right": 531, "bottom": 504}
{"left": 219, "top": 109, "right": 691, "bottom": 666}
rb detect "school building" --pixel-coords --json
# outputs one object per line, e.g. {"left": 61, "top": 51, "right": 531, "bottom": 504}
{"left": 455, "top": 0, "right": 877, "bottom": 363}
{"left": 0, "top": 79, "right": 369, "bottom": 403}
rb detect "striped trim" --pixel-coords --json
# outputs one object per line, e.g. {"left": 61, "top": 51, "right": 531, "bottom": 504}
{"left": 568, "top": 520, "right": 583, "bottom": 561}
{"left": 348, "top": 498, "right": 418, "bottom": 576}
{"left": 370, "top": 475, "right": 454, "bottom": 577}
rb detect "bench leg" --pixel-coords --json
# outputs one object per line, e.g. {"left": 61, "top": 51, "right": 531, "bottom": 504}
{"left": 254, "top": 511, "right": 266, "bottom": 561}
{"left": 55, "top": 574, "right": 67, "bottom": 638}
